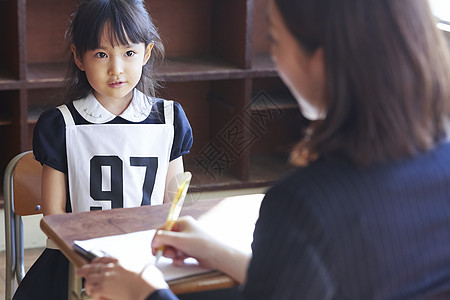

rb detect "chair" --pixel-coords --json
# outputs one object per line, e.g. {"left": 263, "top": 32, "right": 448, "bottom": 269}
{"left": 3, "top": 151, "right": 43, "bottom": 300}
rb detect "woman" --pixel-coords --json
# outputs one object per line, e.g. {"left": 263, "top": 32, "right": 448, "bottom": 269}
{"left": 78, "top": 0, "right": 450, "bottom": 299}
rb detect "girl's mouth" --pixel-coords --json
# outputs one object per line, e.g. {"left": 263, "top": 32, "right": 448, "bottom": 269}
{"left": 108, "top": 81, "right": 125, "bottom": 88}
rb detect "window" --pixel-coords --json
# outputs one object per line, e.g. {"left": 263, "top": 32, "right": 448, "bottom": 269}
{"left": 429, "top": 0, "right": 450, "bottom": 32}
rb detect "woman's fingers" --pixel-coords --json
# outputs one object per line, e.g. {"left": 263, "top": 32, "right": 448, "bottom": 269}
{"left": 152, "top": 229, "right": 185, "bottom": 249}
{"left": 171, "top": 215, "right": 196, "bottom": 232}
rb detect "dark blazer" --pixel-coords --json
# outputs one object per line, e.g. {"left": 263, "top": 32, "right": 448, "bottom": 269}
{"left": 244, "top": 142, "right": 450, "bottom": 299}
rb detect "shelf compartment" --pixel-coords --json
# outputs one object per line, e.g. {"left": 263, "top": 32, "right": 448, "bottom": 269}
{"left": 249, "top": 94, "right": 298, "bottom": 111}
{"left": 185, "top": 159, "right": 264, "bottom": 192}
{"left": 209, "top": 79, "right": 252, "bottom": 181}
{"left": 0, "top": 78, "right": 20, "bottom": 91}
{"left": 149, "top": 0, "right": 249, "bottom": 69}
{"left": 0, "top": 69, "right": 19, "bottom": 90}
{"left": 250, "top": 77, "right": 299, "bottom": 110}
{"left": 26, "top": 0, "right": 75, "bottom": 65}
{"left": 157, "top": 81, "right": 212, "bottom": 160}
{"left": 248, "top": 108, "right": 305, "bottom": 156}
{"left": 211, "top": 0, "right": 251, "bottom": 69}
{"left": 27, "top": 88, "right": 62, "bottom": 122}
{"left": 248, "top": 78, "right": 309, "bottom": 179}
{"left": 0, "top": 90, "right": 25, "bottom": 204}
{"left": 27, "top": 62, "right": 67, "bottom": 88}
{"left": 147, "top": 0, "right": 212, "bottom": 58}
{"left": 0, "top": 0, "right": 20, "bottom": 81}
{"left": 250, "top": 54, "right": 277, "bottom": 78}
{"left": 187, "top": 153, "right": 297, "bottom": 192}
{"left": 0, "top": 90, "right": 18, "bottom": 126}
{"left": 160, "top": 57, "right": 247, "bottom": 82}
{"left": 249, "top": 153, "right": 296, "bottom": 184}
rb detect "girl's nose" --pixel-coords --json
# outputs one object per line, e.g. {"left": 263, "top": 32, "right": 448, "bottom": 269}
{"left": 108, "top": 57, "right": 124, "bottom": 76}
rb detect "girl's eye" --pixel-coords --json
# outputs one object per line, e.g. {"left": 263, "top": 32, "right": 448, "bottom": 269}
{"left": 95, "top": 52, "right": 107, "bottom": 58}
{"left": 125, "top": 51, "right": 136, "bottom": 57}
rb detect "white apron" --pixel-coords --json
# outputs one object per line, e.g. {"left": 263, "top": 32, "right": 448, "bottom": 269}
{"left": 58, "top": 95, "right": 174, "bottom": 213}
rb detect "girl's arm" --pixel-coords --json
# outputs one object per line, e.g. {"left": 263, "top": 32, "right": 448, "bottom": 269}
{"left": 163, "top": 156, "right": 184, "bottom": 203}
{"left": 41, "top": 164, "right": 67, "bottom": 215}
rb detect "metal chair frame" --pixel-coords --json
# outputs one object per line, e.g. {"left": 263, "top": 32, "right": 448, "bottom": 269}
{"left": 3, "top": 151, "right": 43, "bottom": 300}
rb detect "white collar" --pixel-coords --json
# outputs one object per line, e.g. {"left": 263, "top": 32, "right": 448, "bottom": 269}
{"left": 73, "top": 89, "right": 153, "bottom": 123}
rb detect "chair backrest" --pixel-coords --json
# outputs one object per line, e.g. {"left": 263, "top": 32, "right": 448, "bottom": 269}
{"left": 11, "top": 151, "right": 42, "bottom": 215}
{"left": 3, "top": 151, "right": 42, "bottom": 300}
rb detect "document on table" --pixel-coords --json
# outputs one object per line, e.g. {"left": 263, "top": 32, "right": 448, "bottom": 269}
{"left": 73, "top": 229, "right": 212, "bottom": 282}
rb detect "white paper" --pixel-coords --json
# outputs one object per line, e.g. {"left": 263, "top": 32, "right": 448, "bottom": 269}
{"left": 73, "top": 229, "right": 211, "bottom": 281}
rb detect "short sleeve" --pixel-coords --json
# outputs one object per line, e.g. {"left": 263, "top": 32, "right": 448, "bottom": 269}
{"left": 33, "top": 107, "right": 68, "bottom": 173}
{"left": 170, "top": 102, "right": 193, "bottom": 161}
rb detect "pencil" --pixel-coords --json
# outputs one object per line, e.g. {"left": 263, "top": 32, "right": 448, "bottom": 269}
{"left": 154, "top": 171, "right": 192, "bottom": 264}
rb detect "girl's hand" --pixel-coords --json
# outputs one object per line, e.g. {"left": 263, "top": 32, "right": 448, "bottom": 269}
{"left": 77, "top": 257, "right": 168, "bottom": 300}
{"left": 151, "top": 216, "right": 224, "bottom": 269}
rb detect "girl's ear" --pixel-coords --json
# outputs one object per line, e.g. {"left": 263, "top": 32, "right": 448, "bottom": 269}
{"left": 71, "top": 45, "right": 85, "bottom": 71}
{"left": 143, "top": 43, "right": 154, "bottom": 66}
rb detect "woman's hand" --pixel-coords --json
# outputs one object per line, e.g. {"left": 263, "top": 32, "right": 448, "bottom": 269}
{"left": 152, "top": 216, "right": 251, "bottom": 283}
{"left": 77, "top": 256, "right": 168, "bottom": 300}
{"left": 151, "top": 216, "right": 223, "bottom": 269}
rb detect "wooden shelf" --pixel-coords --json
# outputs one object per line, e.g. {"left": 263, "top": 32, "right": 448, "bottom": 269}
{"left": 185, "top": 158, "right": 275, "bottom": 192}
{"left": 161, "top": 56, "right": 247, "bottom": 81}
{"left": 250, "top": 54, "right": 278, "bottom": 78}
{"left": 26, "top": 57, "right": 250, "bottom": 89}
{"left": 0, "top": 0, "right": 302, "bottom": 203}
{"left": 0, "top": 120, "right": 12, "bottom": 126}
{"left": 249, "top": 94, "right": 298, "bottom": 111}
{"left": 27, "top": 62, "right": 67, "bottom": 88}
{"left": 0, "top": 68, "right": 20, "bottom": 90}
{"left": 249, "top": 153, "right": 296, "bottom": 183}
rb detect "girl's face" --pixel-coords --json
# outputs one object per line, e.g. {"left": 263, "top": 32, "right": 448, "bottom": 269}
{"left": 267, "top": 0, "right": 326, "bottom": 120}
{"left": 72, "top": 25, "right": 153, "bottom": 107}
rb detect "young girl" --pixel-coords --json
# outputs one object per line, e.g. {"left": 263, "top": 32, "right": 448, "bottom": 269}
{"left": 13, "top": 0, "right": 192, "bottom": 299}
{"left": 80, "top": 0, "right": 450, "bottom": 299}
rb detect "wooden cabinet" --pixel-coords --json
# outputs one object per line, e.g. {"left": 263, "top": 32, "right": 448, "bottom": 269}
{"left": 0, "top": 0, "right": 307, "bottom": 202}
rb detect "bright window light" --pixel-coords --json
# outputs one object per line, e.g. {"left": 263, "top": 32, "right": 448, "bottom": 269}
{"left": 429, "top": 0, "right": 450, "bottom": 26}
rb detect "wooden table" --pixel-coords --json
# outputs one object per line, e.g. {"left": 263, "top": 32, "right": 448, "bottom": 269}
{"left": 40, "top": 194, "right": 264, "bottom": 298}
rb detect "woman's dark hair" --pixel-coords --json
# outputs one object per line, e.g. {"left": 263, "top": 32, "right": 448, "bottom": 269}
{"left": 276, "top": 0, "right": 450, "bottom": 166}
{"left": 63, "top": 0, "right": 164, "bottom": 102}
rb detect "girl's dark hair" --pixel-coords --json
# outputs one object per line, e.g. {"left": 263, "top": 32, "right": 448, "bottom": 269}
{"left": 64, "top": 0, "right": 164, "bottom": 102}
{"left": 276, "top": 0, "right": 450, "bottom": 166}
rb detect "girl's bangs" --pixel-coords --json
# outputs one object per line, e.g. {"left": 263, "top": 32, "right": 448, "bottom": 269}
{"left": 78, "top": 4, "right": 148, "bottom": 52}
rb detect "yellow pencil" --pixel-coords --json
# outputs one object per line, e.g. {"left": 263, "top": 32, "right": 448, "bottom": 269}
{"left": 154, "top": 171, "right": 192, "bottom": 264}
